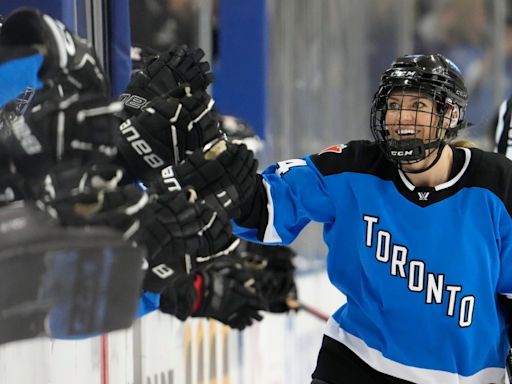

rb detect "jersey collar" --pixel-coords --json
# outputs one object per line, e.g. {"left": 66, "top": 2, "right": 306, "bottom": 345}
{"left": 397, "top": 147, "right": 471, "bottom": 192}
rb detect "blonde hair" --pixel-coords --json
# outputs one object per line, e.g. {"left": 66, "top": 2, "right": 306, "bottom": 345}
{"left": 450, "top": 139, "right": 478, "bottom": 148}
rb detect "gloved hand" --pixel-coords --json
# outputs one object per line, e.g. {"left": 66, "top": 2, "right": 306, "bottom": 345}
{"left": 32, "top": 148, "right": 237, "bottom": 294}
{"left": 159, "top": 243, "right": 297, "bottom": 323}
{"left": 120, "top": 45, "right": 213, "bottom": 119}
{"left": 152, "top": 141, "right": 259, "bottom": 219}
{"left": 0, "top": 81, "right": 132, "bottom": 225}
{"left": 192, "top": 257, "right": 265, "bottom": 330}
{"left": 133, "top": 189, "right": 238, "bottom": 293}
{"left": 1, "top": 91, "right": 121, "bottom": 184}
{"left": 130, "top": 45, "right": 158, "bottom": 74}
{"left": 37, "top": 171, "right": 238, "bottom": 296}
{"left": 158, "top": 273, "right": 197, "bottom": 321}
{"left": 240, "top": 242, "right": 298, "bottom": 313}
{"left": 116, "top": 85, "right": 221, "bottom": 183}
{"left": 39, "top": 166, "right": 133, "bottom": 226}
{"left": 0, "top": 7, "right": 108, "bottom": 102}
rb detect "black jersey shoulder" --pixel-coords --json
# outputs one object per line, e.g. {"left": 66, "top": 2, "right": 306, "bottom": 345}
{"left": 309, "top": 140, "right": 393, "bottom": 179}
{"left": 464, "top": 147, "right": 512, "bottom": 216}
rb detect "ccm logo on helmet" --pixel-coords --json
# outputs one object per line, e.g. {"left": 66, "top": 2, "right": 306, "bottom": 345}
{"left": 455, "top": 89, "right": 467, "bottom": 98}
{"left": 391, "top": 150, "right": 414, "bottom": 157}
{"left": 390, "top": 70, "right": 416, "bottom": 78}
{"left": 119, "top": 120, "right": 164, "bottom": 168}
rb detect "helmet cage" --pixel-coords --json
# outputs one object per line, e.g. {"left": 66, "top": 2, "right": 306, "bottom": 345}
{"left": 370, "top": 54, "right": 468, "bottom": 167}
{"left": 371, "top": 84, "right": 465, "bottom": 166}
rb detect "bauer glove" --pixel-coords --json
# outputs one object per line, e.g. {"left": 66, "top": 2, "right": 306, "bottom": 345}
{"left": 192, "top": 257, "right": 265, "bottom": 330}
{"left": 116, "top": 85, "right": 221, "bottom": 183}
{"left": 134, "top": 189, "right": 238, "bottom": 293}
{"left": 158, "top": 273, "right": 197, "bottom": 321}
{"left": 1, "top": 91, "right": 121, "bottom": 183}
{"left": 152, "top": 141, "right": 259, "bottom": 219}
{"left": 240, "top": 242, "right": 298, "bottom": 313}
{"left": 120, "top": 45, "right": 213, "bottom": 119}
{"left": 39, "top": 177, "right": 238, "bottom": 295}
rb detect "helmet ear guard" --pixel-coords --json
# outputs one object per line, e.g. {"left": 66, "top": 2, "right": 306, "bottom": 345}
{"left": 444, "top": 102, "right": 466, "bottom": 140}
{"left": 449, "top": 103, "right": 459, "bottom": 128}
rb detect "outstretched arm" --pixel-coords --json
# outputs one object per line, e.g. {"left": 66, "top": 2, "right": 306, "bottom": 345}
{"left": 234, "top": 156, "right": 336, "bottom": 244}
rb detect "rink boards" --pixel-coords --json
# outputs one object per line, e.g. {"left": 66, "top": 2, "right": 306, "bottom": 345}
{"left": 0, "top": 268, "right": 344, "bottom": 384}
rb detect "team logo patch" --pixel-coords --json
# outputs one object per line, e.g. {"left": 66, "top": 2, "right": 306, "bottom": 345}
{"left": 318, "top": 144, "right": 347, "bottom": 155}
{"left": 417, "top": 191, "right": 430, "bottom": 201}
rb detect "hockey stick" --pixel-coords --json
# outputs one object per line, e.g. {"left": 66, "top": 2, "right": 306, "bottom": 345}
{"left": 287, "top": 299, "right": 330, "bottom": 322}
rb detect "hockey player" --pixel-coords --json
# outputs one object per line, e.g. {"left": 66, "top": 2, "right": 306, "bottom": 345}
{"left": 170, "top": 53, "right": 512, "bottom": 383}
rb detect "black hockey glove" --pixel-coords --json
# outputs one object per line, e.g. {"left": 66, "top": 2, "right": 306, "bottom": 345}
{"left": 193, "top": 257, "right": 265, "bottom": 330}
{"left": 240, "top": 242, "right": 298, "bottom": 313}
{"left": 130, "top": 45, "right": 158, "bottom": 74}
{"left": 116, "top": 86, "right": 221, "bottom": 183}
{"left": 0, "top": 7, "right": 107, "bottom": 96}
{"left": 36, "top": 166, "right": 237, "bottom": 295}
{"left": 134, "top": 189, "right": 238, "bottom": 293}
{"left": 120, "top": 45, "right": 213, "bottom": 119}
{"left": 152, "top": 141, "right": 258, "bottom": 219}
{"left": 1, "top": 91, "right": 121, "bottom": 183}
{"left": 40, "top": 170, "right": 136, "bottom": 227}
{"left": 158, "top": 273, "right": 197, "bottom": 320}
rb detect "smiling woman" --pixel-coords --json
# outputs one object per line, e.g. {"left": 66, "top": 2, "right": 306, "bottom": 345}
{"left": 370, "top": 54, "right": 467, "bottom": 174}
{"left": 229, "top": 52, "right": 512, "bottom": 384}
{"left": 386, "top": 92, "right": 441, "bottom": 132}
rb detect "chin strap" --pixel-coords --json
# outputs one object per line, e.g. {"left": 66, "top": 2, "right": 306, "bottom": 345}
{"left": 397, "top": 141, "right": 446, "bottom": 174}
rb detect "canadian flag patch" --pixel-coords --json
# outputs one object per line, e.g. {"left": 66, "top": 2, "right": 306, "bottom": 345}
{"left": 318, "top": 144, "right": 347, "bottom": 155}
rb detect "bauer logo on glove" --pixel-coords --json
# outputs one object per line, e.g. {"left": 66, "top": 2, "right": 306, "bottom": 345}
{"left": 117, "top": 85, "right": 221, "bottom": 184}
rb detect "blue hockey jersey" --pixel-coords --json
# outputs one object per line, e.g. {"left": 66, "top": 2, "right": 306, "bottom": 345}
{"left": 233, "top": 140, "right": 512, "bottom": 384}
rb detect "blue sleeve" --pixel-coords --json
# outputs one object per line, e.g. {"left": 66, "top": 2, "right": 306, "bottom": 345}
{"left": 136, "top": 291, "right": 160, "bottom": 317}
{"left": 0, "top": 53, "right": 43, "bottom": 108}
{"left": 233, "top": 156, "right": 335, "bottom": 244}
